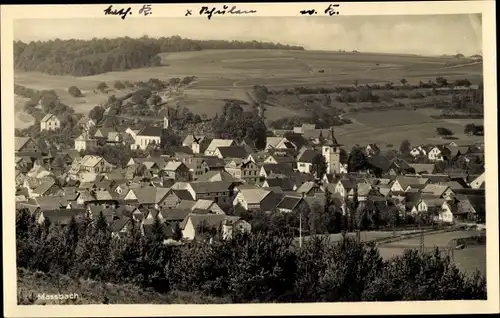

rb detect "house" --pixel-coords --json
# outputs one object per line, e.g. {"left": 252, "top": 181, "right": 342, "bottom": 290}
{"left": 296, "top": 181, "right": 324, "bottom": 196}
{"left": 164, "top": 161, "right": 191, "bottom": 181}
{"left": 233, "top": 187, "right": 271, "bottom": 211}
{"left": 263, "top": 154, "right": 295, "bottom": 166}
{"left": 259, "top": 163, "right": 295, "bottom": 178}
{"left": 77, "top": 116, "right": 96, "bottom": 131}
{"left": 78, "top": 155, "right": 114, "bottom": 174}
{"left": 262, "top": 177, "right": 295, "bottom": 191}
{"left": 390, "top": 176, "right": 429, "bottom": 192}
{"left": 40, "top": 113, "right": 61, "bottom": 131}
{"left": 180, "top": 213, "right": 250, "bottom": 241}
{"left": 74, "top": 132, "right": 98, "bottom": 151}
{"left": 225, "top": 159, "right": 261, "bottom": 184}
{"left": 125, "top": 127, "right": 141, "bottom": 140}
{"left": 111, "top": 218, "right": 135, "bottom": 239}
{"left": 265, "top": 137, "right": 295, "bottom": 152}
{"left": 214, "top": 146, "right": 249, "bottom": 160}
{"left": 196, "top": 170, "right": 237, "bottom": 183}
{"left": 185, "top": 181, "right": 234, "bottom": 205}
{"left": 201, "top": 157, "right": 226, "bottom": 172}
{"left": 428, "top": 145, "right": 452, "bottom": 161}
{"left": 293, "top": 123, "right": 316, "bottom": 134}
{"left": 409, "top": 163, "right": 436, "bottom": 175}
{"left": 296, "top": 149, "right": 320, "bottom": 174}
{"left": 131, "top": 126, "right": 166, "bottom": 150}
{"left": 30, "top": 180, "right": 63, "bottom": 198}
{"left": 276, "top": 196, "right": 309, "bottom": 214}
{"left": 469, "top": 172, "right": 485, "bottom": 189}
{"left": 123, "top": 186, "right": 171, "bottom": 209}
{"left": 421, "top": 184, "right": 454, "bottom": 200}
{"left": 176, "top": 199, "right": 225, "bottom": 215}
{"left": 332, "top": 179, "right": 356, "bottom": 199}
{"left": 37, "top": 208, "right": 86, "bottom": 225}
{"left": 365, "top": 144, "right": 381, "bottom": 157}
{"left": 204, "top": 139, "right": 236, "bottom": 156}
{"left": 455, "top": 194, "right": 485, "bottom": 223}
{"left": 182, "top": 135, "right": 211, "bottom": 154}
{"left": 15, "top": 137, "right": 42, "bottom": 154}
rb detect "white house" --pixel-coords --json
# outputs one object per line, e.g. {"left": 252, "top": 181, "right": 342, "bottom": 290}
{"left": 204, "top": 139, "right": 236, "bottom": 156}
{"left": 40, "top": 113, "right": 61, "bottom": 131}
{"left": 265, "top": 137, "right": 291, "bottom": 152}
{"left": 74, "top": 133, "right": 97, "bottom": 151}
{"left": 428, "top": 145, "right": 451, "bottom": 161}
{"left": 296, "top": 149, "right": 319, "bottom": 174}
{"left": 131, "top": 126, "right": 164, "bottom": 150}
{"left": 233, "top": 187, "right": 271, "bottom": 210}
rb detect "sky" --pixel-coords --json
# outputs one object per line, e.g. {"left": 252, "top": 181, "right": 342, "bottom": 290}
{"left": 14, "top": 14, "right": 482, "bottom": 56}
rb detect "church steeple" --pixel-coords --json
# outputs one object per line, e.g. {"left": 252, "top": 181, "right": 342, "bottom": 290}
{"left": 330, "top": 127, "right": 340, "bottom": 146}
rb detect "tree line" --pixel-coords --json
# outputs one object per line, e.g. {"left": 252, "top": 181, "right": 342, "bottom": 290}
{"left": 16, "top": 209, "right": 486, "bottom": 303}
{"left": 14, "top": 36, "right": 304, "bottom": 76}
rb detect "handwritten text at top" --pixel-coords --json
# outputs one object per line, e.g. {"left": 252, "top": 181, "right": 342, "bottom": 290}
{"left": 103, "top": 4, "right": 152, "bottom": 20}
{"left": 300, "top": 4, "right": 340, "bottom": 16}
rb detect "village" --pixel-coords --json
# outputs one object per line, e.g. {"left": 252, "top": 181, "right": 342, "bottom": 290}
{"left": 15, "top": 105, "right": 486, "bottom": 244}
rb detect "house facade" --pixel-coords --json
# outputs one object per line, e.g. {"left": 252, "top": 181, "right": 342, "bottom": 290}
{"left": 40, "top": 113, "right": 61, "bottom": 131}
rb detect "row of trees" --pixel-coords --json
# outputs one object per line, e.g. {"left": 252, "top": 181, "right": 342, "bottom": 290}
{"left": 16, "top": 209, "right": 486, "bottom": 303}
{"left": 14, "top": 36, "right": 304, "bottom": 76}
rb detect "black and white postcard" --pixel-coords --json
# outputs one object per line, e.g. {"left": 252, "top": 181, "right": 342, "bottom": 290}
{"left": 2, "top": 1, "right": 498, "bottom": 317}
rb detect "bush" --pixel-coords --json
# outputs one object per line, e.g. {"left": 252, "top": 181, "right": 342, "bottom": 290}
{"left": 68, "top": 86, "right": 83, "bottom": 97}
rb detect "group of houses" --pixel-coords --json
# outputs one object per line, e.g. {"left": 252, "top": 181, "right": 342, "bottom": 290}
{"left": 16, "top": 119, "right": 486, "bottom": 243}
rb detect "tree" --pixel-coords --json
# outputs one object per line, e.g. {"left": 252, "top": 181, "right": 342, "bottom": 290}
{"left": 347, "top": 147, "right": 368, "bottom": 172}
{"left": 400, "top": 78, "right": 408, "bottom": 86}
{"left": 172, "top": 222, "right": 183, "bottom": 241}
{"left": 436, "top": 76, "right": 448, "bottom": 87}
{"left": 399, "top": 139, "right": 411, "bottom": 155}
{"left": 114, "top": 81, "right": 126, "bottom": 90}
{"left": 147, "top": 94, "right": 162, "bottom": 106}
{"left": 311, "top": 154, "right": 327, "bottom": 179}
{"left": 436, "top": 127, "right": 454, "bottom": 136}
{"left": 68, "top": 86, "right": 83, "bottom": 97}
{"left": 96, "top": 82, "right": 108, "bottom": 92}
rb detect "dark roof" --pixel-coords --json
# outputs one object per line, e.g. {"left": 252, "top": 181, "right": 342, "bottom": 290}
{"left": 367, "top": 155, "right": 392, "bottom": 172}
{"left": 41, "top": 209, "right": 86, "bottom": 225}
{"left": 283, "top": 134, "right": 309, "bottom": 149}
{"left": 202, "top": 157, "right": 226, "bottom": 168}
{"left": 264, "top": 177, "right": 295, "bottom": 191}
{"left": 172, "top": 189, "right": 194, "bottom": 200}
{"left": 189, "top": 181, "right": 233, "bottom": 194}
{"left": 137, "top": 126, "right": 164, "bottom": 137}
{"left": 164, "top": 209, "right": 191, "bottom": 221}
{"left": 297, "top": 149, "right": 319, "bottom": 163}
{"left": 216, "top": 146, "right": 248, "bottom": 159}
{"left": 277, "top": 196, "right": 303, "bottom": 210}
{"left": 262, "top": 163, "right": 295, "bottom": 176}
{"left": 260, "top": 191, "right": 285, "bottom": 212}
{"left": 111, "top": 218, "right": 132, "bottom": 232}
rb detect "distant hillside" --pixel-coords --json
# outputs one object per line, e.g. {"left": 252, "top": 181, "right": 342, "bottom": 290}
{"left": 14, "top": 36, "right": 305, "bottom": 77}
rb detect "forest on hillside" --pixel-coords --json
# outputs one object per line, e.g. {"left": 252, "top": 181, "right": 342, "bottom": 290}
{"left": 13, "top": 36, "right": 305, "bottom": 76}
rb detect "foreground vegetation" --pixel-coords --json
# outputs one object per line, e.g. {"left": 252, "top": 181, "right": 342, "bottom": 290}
{"left": 17, "top": 209, "right": 486, "bottom": 304}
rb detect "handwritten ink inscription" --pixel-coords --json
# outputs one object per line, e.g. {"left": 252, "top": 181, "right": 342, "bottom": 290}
{"left": 198, "top": 5, "right": 257, "bottom": 20}
{"left": 103, "top": 5, "right": 132, "bottom": 20}
{"left": 300, "top": 4, "right": 340, "bottom": 16}
{"left": 104, "top": 4, "right": 153, "bottom": 20}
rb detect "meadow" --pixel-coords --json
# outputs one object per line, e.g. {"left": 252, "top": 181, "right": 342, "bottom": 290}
{"left": 14, "top": 49, "right": 483, "bottom": 138}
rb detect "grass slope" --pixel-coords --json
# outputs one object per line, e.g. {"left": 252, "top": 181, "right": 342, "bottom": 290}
{"left": 17, "top": 267, "right": 229, "bottom": 305}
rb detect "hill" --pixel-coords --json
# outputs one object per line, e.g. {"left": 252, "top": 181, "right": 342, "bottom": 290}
{"left": 13, "top": 36, "right": 304, "bottom": 76}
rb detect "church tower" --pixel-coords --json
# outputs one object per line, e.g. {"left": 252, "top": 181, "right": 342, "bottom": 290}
{"left": 322, "top": 128, "right": 341, "bottom": 175}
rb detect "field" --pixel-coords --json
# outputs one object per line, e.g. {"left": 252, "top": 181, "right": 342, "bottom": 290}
{"left": 14, "top": 49, "right": 483, "bottom": 136}
{"left": 300, "top": 229, "right": 485, "bottom": 276}
{"left": 335, "top": 108, "right": 484, "bottom": 150}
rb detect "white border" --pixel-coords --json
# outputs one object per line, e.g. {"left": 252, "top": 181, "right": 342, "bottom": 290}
{"left": 2, "top": 2, "right": 498, "bottom": 317}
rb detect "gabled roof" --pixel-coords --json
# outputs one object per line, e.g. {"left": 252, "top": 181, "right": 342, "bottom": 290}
{"left": 277, "top": 196, "right": 304, "bottom": 210}
{"left": 202, "top": 157, "right": 226, "bottom": 168}
{"left": 297, "top": 149, "right": 319, "bottom": 163}
{"left": 80, "top": 155, "right": 104, "bottom": 167}
{"left": 409, "top": 163, "right": 436, "bottom": 174}
{"left": 264, "top": 177, "right": 295, "bottom": 191}
{"left": 238, "top": 188, "right": 271, "bottom": 204}
{"left": 132, "top": 187, "right": 170, "bottom": 204}
{"left": 188, "top": 181, "right": 233, "bottom": 194}
{"left": 33, "top": 180, "right": 58, "bottom": 195}
{"left": 137, "top": 126, "right": 164, "bottom": 137}
{"left": 164, "top": 161, "right": 186, "bottom": 171}
{"left": 205, "top": 139, "right": 235, "bottom": 153}
{"left": 215, "top": 146, "right": 249, "bottom": 159}
{"left": 41, "top": 113, "right": 59, "bottom": 123}
{"left": 15, "top": 137, "right": 36, "bottom": 152}
{"left": 261, "top": 163, "right": 295, "bottom": 176}
{"left": 172, "top": 189, "right": 194, "bottom": 200}
{"left": 421, "top": 184, "right": 452, "bottom": 197}
{"left": 40, "top": 209, "right": 86, "bottom": 224}
{"left": 297, "top": 181, "right": 321, "bottom": 194}
{"left": 180, "top": 213, "right": 241, "bottom": 232}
